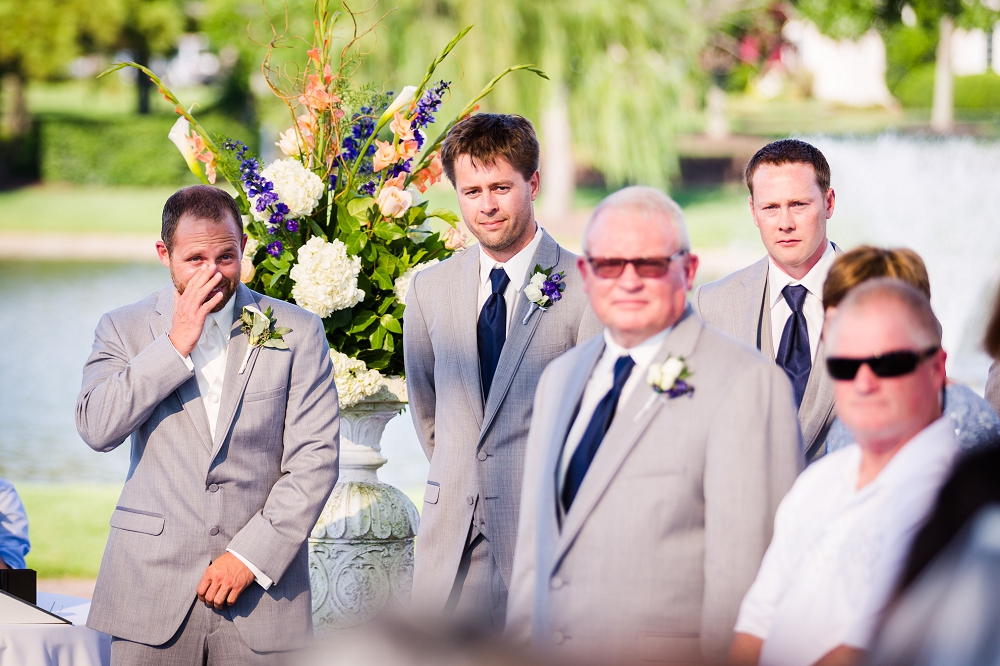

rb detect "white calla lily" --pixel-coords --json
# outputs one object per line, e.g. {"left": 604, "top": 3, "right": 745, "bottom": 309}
{"left": 167, "top": 116, "right": 202, "bottom": 179}
{"left": 378, "top": 86, "right": 418, "bottom": 125}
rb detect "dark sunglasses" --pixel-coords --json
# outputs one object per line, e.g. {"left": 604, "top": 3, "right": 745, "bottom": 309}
{"left": 586, "top": 250, "right": 687, "bottom": 279}
{"left": 826, "top": 346, "right": 940, "bottom": 381}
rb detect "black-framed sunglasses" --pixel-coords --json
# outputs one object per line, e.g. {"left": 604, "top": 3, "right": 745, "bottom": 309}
{"left": 586, "top": 250, "right": 688, "bottom": 279}
{"left": 826, "top": 347, "right": 940, "bottom": 381}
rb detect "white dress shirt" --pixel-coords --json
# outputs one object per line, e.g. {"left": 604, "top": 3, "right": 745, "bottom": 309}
{"left": 172, "top": 295, "right": 273, "bottom": 590}
{"left": 734, "top": 416, "right": 960, "bottom": 666}
{"left": 768, "top": 241, "right": 836, "bottom": 361}
{"left": 558, "top": 326, "right": 672, "bottom": 492}
{"left": 477, "top": 226, "right": 543, "bottom": 332}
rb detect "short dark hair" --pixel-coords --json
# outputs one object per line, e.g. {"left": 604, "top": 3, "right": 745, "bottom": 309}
{"left": 744, "top": 139, "right": 831, "bottom": 196}
{"left": 161, "top": 185, "right": 243, "bottom": 252}
{"left": 440, "top": 113, "right": 540, "bottom": 184}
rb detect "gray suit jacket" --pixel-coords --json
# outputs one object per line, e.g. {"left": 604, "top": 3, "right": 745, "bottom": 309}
{"left": 404, "top": 229, "right": 603, "bottom": 612}
{"left": 506, "top": 307, "right": 802, "bottom": 664}
{"left": 76, "top": 283, "right": 339, "bottom": 651}
{"left": 692, "top": 255, "right": 836, "bottom": 460}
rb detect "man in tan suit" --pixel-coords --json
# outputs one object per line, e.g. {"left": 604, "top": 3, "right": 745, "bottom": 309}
{"left": 693, "top": 139, "right": 839, "bottom": 461}
{"left": 506, "top": 186, "right": 802, "bottom": 664}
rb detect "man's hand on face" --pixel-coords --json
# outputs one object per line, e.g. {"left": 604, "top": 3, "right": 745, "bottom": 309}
{"left": 196, "top": 552, "right": 255, "bottom": 610}
{"left": 168, "top": 265, "right": 225, "bottom": 357}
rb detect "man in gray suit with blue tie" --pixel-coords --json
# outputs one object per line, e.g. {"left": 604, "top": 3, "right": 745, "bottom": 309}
{"left": 694, "top": 139, "right": 840, "bottom": 461}
{"left": 507, "top": 186, "right": 802, "bottom": 664}
{"left": 404, "top": 114, "right": 601, "bottom": 629}
{"left": 77, "top": 186, "right": 340, "bottom": 664}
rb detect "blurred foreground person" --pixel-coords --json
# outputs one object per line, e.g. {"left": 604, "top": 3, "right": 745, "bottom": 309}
{"left": 864, "top": 505, "right": 1000, "bottom": 666}
{"left": 821, "top": 246, "right": 1000, "bottom": 453}
{"left": 76, "top": 186, "right": 340, "bottom": 664}
{"left": 694, "top": 139, "right": 840, "bottom": 461}
{"left": 0, "top": 479, "right": 29, "bottom": 569}
{"left": 983, "top": 287, "right": 1000, "bottom": 415}
{"left": 404, "top": 114, "right": 601, "bottom": 630}
{"left": 507, "top": 186, "right": 802, "bottom": 664}
{"left": 731, "top": 279, "right": 958, "bottom": 666}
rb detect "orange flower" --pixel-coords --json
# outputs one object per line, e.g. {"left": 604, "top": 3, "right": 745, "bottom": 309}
{"left": 307, "top": 48, "right": 321, "bottom": 64}
{"left": 389, "top": 112, "right": 414, "bottom": 141}
{"left": 397, "top": 139, "right": 420, "bottom": 161}
{"left": 299, "top": 75, "right": 335, "bottom": 112}
{"left": 184, "top": 134, "right": 217, "bottom": 184}
{"left": 373, "top": 140, "right": 396, "bottom": 172}
{"left": 384, "top": 173, "right": 406, "bottom": 190}
{"left": 411, "top": 152, "right": 443, "bottom": 193}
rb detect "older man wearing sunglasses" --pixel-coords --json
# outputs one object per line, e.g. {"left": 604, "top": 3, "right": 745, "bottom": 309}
{"left": 731, "top": 277, "right": 959, "bottom": 666}
{"left": 506, "top": 186, "right": 802, "bottom": 664}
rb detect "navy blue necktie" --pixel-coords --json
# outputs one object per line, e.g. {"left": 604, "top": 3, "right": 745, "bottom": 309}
{"left": 776, "top": 284, "right": 811, "bottom": 407}
{"left": 478, "top": 267, "right": 510, "bottom": 401}
{"left": 562, "top": 355, "right": 635, "bottom": 510}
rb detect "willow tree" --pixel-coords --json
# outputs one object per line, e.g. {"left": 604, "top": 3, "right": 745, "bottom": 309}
{"left": 796, "top": 0, "right": 1000, "bottom": 133}
{"left": 346, "top": 0, "right": 709, "bottom": 217}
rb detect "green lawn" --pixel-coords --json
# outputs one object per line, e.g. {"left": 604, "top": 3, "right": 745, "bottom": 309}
{"left": 19, "top": 484, "right": 120, "bottom": 578}
{"left": 0, "top": 185, "right": 175, "bottom": 234}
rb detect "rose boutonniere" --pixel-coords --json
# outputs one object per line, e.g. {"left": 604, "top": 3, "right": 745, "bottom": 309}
{"left": 238, "top": 305, "right": 292, "bottom": 374}
{"left": 647, "top": 355, "right": 694, "bottom": 398}
{"left": 522, "top": 265, "right": 566, "bottom": 324}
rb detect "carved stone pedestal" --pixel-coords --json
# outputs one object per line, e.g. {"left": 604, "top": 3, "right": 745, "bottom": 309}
{"left": 309, "top": 378, "right": 419, "bottom": 630}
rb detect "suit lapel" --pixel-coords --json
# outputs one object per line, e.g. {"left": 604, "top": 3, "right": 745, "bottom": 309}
{"left": 739, "top": 257, "right": 772, "bottom": 360}
{"left": 152, "top": 287, "right": 214, "bottom": 451}
{"left": 211, "top": 285, "right": 262, "bottom": 459}
{"left": 478, "top": 231, "right": 561, "bottom": 446}
{"left": 553, "top": 308, "right": 703, "bottom": 568}
{"left": 453, "top": 247, "right": 485, "bottom": 427}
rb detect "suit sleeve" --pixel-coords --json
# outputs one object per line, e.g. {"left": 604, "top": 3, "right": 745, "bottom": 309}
{"left": 504, "top": 362, "right": 555, "bottom": 643}
{"left": 225, "top": 313, "right": 340, "bottom": 584}
{"left": 690, "top": 286, "right": 704, "bottom": 318}
{"left": 700, "top": 361, "right": 803, "bottom": 663}
{"left": 403, "top": 271, "right": 436, "bottom": 461}
{"left": 76, "top": 313, "right": 195, "bottom": 452}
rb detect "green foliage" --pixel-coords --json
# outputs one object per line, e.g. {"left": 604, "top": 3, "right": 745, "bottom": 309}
{"left": 893, "top": 64, "right": 937, "bottom": 107}
{"left": 895, "top": 66, "right": 1000, "bottom": 109}
{"left": 883, "top": 23, "right": 938, "bottom": 92}
{"left": 20, "top": 484, "right": 120, "bottom": 578}
{"left": 40, "top": 113, "right": 256, "bottom": 186}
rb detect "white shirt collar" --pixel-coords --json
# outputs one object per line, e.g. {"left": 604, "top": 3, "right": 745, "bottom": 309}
{"left": 852, "top": 415, "right": 958, "bottom": 492}
{"left": 478, "top": 226, "right": 543, "bottom": 292}
{"left": 768, "top": 241, "right": 836, "bottom": 308}
{"left": 602, "top": 325, "right": 672, "bottom": 367}
{"left": 204, "top": 291, "right": 237, "bottom": 343}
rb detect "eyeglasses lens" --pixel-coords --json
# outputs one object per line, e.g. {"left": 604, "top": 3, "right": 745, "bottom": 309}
{"left": 589, "top": 257, "right": 671, "bottom": 279}
{"left": 826, "top": 349, "right": 937, "bottom": 381}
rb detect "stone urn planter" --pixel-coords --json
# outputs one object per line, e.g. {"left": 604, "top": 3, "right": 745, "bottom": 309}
{"left": 309, "top": 377, "right": 419, "bottom": 630}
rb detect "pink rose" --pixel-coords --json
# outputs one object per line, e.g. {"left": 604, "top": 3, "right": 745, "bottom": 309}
{"left": 376, "top": 186, "right": 413, "bottom": 218}
{"left": 443, "top": 225, "right": 468, "bottom": 250}
{"left": 373, "top": 139, "right": 396, "bottom": 172}
{"left": 390, "top": 112, "right": 414, "bottom": 141}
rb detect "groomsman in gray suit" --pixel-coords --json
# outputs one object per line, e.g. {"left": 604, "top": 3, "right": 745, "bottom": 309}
{"left": 404, "top": 114, "right": 601, "bottom": 629}
{"left": 77, "top": 186, "right": 340, "bottom": 664}
{"left": 693, "top": 139, "right": 840, "bottom": 461}
{"left": 506, "top": 186, "right": 802, "bottom": 664}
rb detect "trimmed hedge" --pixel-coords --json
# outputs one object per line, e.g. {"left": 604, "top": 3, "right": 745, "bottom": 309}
{"left": 894, "top": 66, "right": 1000, "bottom": 110}
{"left": 40, "top": 113, "right": 257, "bottom": 186}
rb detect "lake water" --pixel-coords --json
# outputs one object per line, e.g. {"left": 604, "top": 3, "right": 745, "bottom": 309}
{"left": 0, "top": 260, "right": 429, "bottom": 492}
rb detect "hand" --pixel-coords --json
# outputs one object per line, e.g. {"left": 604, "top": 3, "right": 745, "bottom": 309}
{"left": 168, "top": 266, "right": 224, "bottom": 357}
{"left": 196, "top": 552, "right": 256, "bottom": 610}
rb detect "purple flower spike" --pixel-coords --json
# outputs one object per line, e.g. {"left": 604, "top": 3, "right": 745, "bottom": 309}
{"left": 266, "top": 241, "right": 282, "bottom": 257}
{"left": 286, "top": 219, "right": 299, "bottom": 233}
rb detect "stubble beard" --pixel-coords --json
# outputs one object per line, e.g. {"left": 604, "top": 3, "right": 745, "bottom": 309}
{"left": 172, "top": 269, "right": 239, "bottom": 313}
{"left": 473, "top": 206, "right": 535, "bottom": 255}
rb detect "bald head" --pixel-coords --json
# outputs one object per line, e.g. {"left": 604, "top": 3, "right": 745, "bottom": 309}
{"left": 827, "top": 278, "right": 941, "bottom": 352}
{"left": 582, "top": 186, "right": 691, "bottom": 256}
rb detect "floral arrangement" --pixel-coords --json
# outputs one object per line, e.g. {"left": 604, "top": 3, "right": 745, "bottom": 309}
{"left": 647, "top": 356, "right": 694, "bottom": 399}
{"left": 100, "top": 2, "right": 545, "bottom": 406}
{"left": 521, "top": 265, "right": 566, "bottom": 324}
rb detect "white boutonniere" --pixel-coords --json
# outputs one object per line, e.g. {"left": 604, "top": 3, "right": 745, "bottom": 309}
{"left": 522, "top": 264, "right": 567, "bottom": 324}
{"left": 647, "top": 355, "right": 694, "bottom": 398}
{"left": 238, "top": 305, "right": 291, "bottom": 374}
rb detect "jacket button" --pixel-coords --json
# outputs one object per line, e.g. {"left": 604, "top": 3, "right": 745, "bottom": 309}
{"left": 466, "top": 495, "right": 474, "bottom": 505}
{"left": 552, "top": 631, "right": 565, "bottom": 645}
{"left": 477, "top": 451, "right": 488, "bottom": 461}
{"left": 551, "top": 576, "right": 564, "bottom": 590}
{"left": 209, "top": 526, "right": 219, "bottom": 536}
{"left": 208, "top": 484, "right": 219, "bottom": 492}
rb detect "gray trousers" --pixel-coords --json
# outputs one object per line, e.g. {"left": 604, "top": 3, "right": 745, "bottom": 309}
{"left": 110, "top": 599, "right": 290, "bottom": 666}
{"left": 444, "top": 502, "right": 508, "bottom": 631}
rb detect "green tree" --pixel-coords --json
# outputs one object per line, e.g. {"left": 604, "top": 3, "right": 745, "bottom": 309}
{"left": 0, "top": 0, "right": 120, "bottom": 135}
{"left": 795, "top": 0, "right": 1000, "bottom": 132}
{"left": 112, "top": 0, "right": 188, "bottom": 114}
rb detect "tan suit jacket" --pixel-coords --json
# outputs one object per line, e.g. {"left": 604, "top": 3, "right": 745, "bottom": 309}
{"left": 507, "top": 307, "right": 802, "bottom": 664}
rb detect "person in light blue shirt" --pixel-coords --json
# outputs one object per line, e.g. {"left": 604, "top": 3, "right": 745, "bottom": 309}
{"left": 0, "top": 479, "right": 29, "bottom": 569}
{"left": 821, "top": 246, "right": 1000, "bottom": 458}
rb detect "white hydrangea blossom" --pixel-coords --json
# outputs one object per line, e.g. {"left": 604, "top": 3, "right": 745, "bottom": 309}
{"left": 243, "top": 235, "right": 260, "bottom": 258}
{"left": 250, "top": 158, "right": 324, "bottom": 222}
{"left": 290, "top": 236, "right": 365, "bottom": 317}
{"left": 393, "top": 259, "right": 439, "bottom": 306}
{"left": 329, "top": 349, "right": 383, "bottom": 407}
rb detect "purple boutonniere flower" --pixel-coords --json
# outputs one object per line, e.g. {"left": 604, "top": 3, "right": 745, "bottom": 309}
{"left": 522, "top": 264, "right": 567, "bottom": 324}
